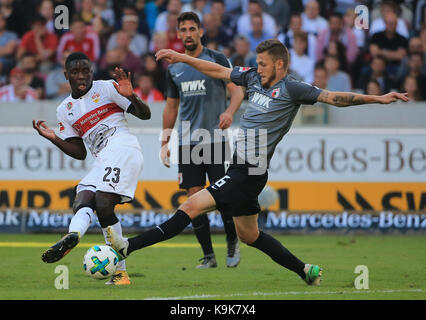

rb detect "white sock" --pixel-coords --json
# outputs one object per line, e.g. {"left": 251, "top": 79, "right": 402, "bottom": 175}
{"left": 102, "top": 221, "right": 127, "bottom": 271}
{"left": 68, "top": 207, "right": 95, "bottom": 238}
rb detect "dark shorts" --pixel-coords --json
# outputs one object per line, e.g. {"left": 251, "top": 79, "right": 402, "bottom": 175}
{"left": 178, "top": 141, "right": 231, "bottom": 190}
{"left": 206, "top": 160, "right": 268, "bottom": 217}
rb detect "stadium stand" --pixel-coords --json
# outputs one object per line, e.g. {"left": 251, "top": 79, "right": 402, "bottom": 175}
{"left": 0, "top": 0, "right": 425, "bottom": 108}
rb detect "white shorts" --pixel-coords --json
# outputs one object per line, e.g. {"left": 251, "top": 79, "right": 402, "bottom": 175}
{"left": 77, "top": 135, "right": 144, "bottom": 203}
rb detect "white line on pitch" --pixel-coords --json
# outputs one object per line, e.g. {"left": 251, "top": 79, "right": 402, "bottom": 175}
{"left": 144, "top": 288, "right": 426, "bottom": 300}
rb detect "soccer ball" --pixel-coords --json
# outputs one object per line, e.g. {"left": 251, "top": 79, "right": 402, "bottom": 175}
{"left": 258, "top": 185, "right": 279, "bottom": 210}
{"left": 83, "top": 245, "right": 120, "bottom": 280}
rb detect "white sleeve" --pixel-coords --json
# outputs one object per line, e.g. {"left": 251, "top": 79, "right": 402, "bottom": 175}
{"left": 56, "top": 108, "right": 79, "bottom": 139}
{"left": 104, "top": 80, "right": 132, "bottom": 111}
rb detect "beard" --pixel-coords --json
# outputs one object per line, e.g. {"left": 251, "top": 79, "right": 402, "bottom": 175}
{"left": 262, "top": 69, "right": 276, "bottom": 88}
{"left": 183, "top": 38, "right": 198, "bottom": 52}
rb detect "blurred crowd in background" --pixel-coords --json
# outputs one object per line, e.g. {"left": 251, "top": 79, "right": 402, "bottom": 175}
{"left": 0, "top": 0, "right": 426, "bottom": 103}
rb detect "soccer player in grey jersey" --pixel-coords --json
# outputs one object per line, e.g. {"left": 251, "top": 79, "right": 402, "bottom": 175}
{"left": 108, "top": 40, "right": 408, "bottom": 285}
{"left": 160, "top": 12, "right": 245, "bottom": 269}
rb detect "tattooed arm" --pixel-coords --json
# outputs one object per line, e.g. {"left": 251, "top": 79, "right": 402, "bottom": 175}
{"left": 317, "top": 90, "right": 409, "bottom": 107}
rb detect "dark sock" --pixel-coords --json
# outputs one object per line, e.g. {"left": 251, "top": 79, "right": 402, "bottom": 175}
{"left": 249, "top": 231, "right": 306, "bottom": 279}
{"left": 127, "top": 210, "right": 191, "bottom": 254}
{"left": 220, "top": 212, "right": 237, "bottom": 243}
{"left": 98, "top": 214, "right": 119, "bottom": 228}
{"left": 192, "top": 214, "right": 214, "bottom": 256}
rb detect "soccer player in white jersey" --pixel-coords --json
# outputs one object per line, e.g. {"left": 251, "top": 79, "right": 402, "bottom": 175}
{"left": 33, "top": 52, "right": 151, "bottom": 285}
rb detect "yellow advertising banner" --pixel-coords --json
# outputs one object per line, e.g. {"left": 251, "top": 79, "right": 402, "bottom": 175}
{"left": 0, "top": 180, "right": 425, "bottom": 212}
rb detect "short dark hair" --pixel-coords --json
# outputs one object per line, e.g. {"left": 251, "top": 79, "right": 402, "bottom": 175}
{"left": 177, "top": 11, "right": 201, "bottom": 28}
{"left": 249, "top": 0, "right": 261, "bottom": 5}
{"left": 293, "top": 31, "right": 308, "bottom": 43}
{"left": 65, "top": 52, "right": 90, "bottom": 69}
{"left": 255, "top": 39, "right": 289, "bottom": 69}
{"left": 329, "top": 12, "right": 343, "bottom": 20}
{"left": 31, "top": 14, "right": 47, "bottom": 26}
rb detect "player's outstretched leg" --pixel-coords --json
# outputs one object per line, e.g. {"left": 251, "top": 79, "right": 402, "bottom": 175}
{"left": 95, "top": 191, "right": 130, "bottom": 285}
{"left": 304, "top": 264, "right": 322, "bottom": 286}
{"left": 108, "top": 189, "right": 217, "bottom": 259}
{"left": 41, "top": 191, "right": 95, "bottom": 263}
{"left": 235, "top": 215, "right": 322, "bottom": 285}
{"left": 107, "top": 209, "right": 192, "bottom": 259}
{"left": 41, "top": 232, "right": 80, "bottom": 263}
{"left": 103, "top": 221, "right": 131, "bottom": 285}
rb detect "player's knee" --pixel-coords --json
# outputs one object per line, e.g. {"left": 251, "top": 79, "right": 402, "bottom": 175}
{"left": 236, "top": 229, "right": 258, "bottom": 245}
{"left": 178, "top": 198, "right": 200, "bottom": 219}
{"left": 73, "top": 190, "right": 95, "bottom": 213}
{"left": 94, "top": 192, "right": 115, "bottom": 215}
{"left": 72, "top": 201, "right": 95, "bottom": 214}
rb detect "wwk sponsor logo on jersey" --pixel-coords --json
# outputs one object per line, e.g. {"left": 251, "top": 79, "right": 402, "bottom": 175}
{"left": 181, "top": 80, "right": 206, "bottom": 96}
{"left": 250, "top": 92, "right": 272, "bottom": 109}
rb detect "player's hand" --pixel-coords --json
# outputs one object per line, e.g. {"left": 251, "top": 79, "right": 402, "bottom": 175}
{"left": 155, "top": 49, "right": 184, "bottom": 64}
{"left": 377, "top": 92, "right": 409, "bottom": 104}
{"left": 160, "top": 144, "right": 171, "bottom": 168}
{"left": 33, "top": 120, "right": 56, "bottom": 140}
{"left": 219, "top": 111, "right": 233, "bottom": 129}
{"left": 112, "top": 67, "right": 133, "bottom": 98}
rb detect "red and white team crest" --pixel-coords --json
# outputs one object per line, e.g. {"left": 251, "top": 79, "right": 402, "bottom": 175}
{"left": 91, "top": 92, "right": 100, "bottom": 103}
{"left": 239, "top": 67, "right": 250, "bottom": 72}
{"left": 58, "top": 122, "right": 65, "bottom": 132}
{"left": 272, "top": 88, "right": 280, "bottom": 98}
{"left": 66, "top": 102, "right": 73, "bottom": 110}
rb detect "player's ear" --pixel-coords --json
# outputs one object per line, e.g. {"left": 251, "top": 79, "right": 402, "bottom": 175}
{"left": 275, "top": 58, "right": 284, "bottom": 71}
{"left": 64, "top": 70, "right": 69, "bottom": 80}
{"left": 199, "top": 26, "right": 204, "bottom": 37}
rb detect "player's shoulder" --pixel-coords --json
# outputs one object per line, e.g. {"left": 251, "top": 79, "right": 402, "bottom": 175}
{"left": 283, "top": 74, "right": 322, "bottom": 102}
{"left": 94, "top": 79, "right": 115, "bottom": 87}
{"left": 203, "top": 47, "right": 230, "bottom": 65}
{"left": 233, "top": 66, "right": 258, "bottom": 79}
{"left": 203, "top": 47, "right": 226, "bottom": 60}
{"left": 284, "top": 75, "right": 314, "bottom": 89}
{"left": 93, "top": 79, "right": 118, "bottom": 94}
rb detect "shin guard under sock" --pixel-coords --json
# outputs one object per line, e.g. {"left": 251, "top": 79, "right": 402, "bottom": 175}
{"left": 249, "top": 231, "right": 306, "bottom": 278}
{"left": 128, "top": 210, "right": 191, "bottom": 254}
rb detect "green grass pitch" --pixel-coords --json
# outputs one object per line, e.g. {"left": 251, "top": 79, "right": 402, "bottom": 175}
{"left": 0, "top": 233, "right": 425, "bottom": 300}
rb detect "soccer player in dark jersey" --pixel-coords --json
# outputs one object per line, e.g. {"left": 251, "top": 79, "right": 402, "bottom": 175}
{"left": 108, "top": 40, "right": 408, "bottom": 285}
{"left": 160, "top": 12, "right": 245, "bottom": 268}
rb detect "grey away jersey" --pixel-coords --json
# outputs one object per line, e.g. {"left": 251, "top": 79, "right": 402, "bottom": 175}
{"left": 230, "top": 66, "right": 323, "bottom": 168}
{"left": 166, "top": 47, "right": 231, "bottom": 145}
